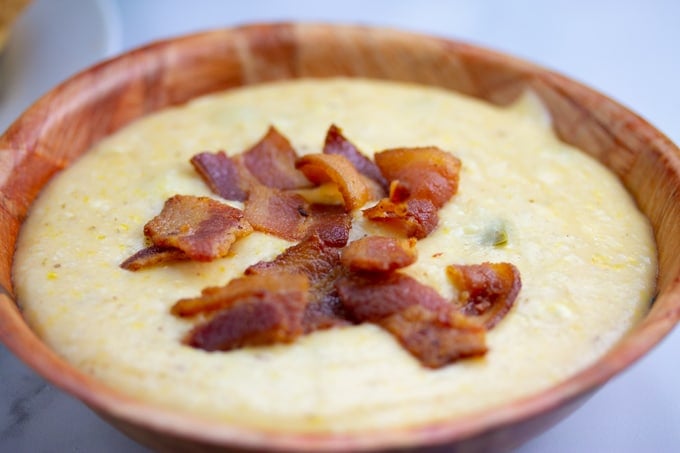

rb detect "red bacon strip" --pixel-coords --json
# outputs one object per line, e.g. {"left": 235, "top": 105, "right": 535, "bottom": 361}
{"left": 246, "top": 234, "right": 351, "bottom": 332}
{"left": 323, "top": 124, "right": 388, "bottom": 192}
{"left": 244, "top": 185, "right": 309, "bottom": 241}
{"left": 190, "top": 151, "right": 249, "bottom": 202}
{"left": 363, "top": 197, "right": 439, "bottom": 239}
{"left": 143, "top": 195, "right": 253, "bottom": 261}
{"left": 447, "top": 262, "right": 521, "bottom": 329}
{"left": 379, "top": 305, "right": 487, "bottom": 369}
{"left": 242, "top": 126, "right": 311, "bottom": 190}
{"left": 341, "top": 236, "right": 417, "bottom": 273}
{"left": 172, "top": 273, "right": 308, "bottom": 318}
{"left": 336, "top": 272, "right": 487, "bottom": 367}
{"left": 183, "top": 273, "right": 309, "bottom": 352}
{"left": 296, "top": 153, "right": 371, "bottom": 211}
{"left": 336, "top": 272, "right": 450, "bottom": 322}
{"left": 374, "top": 147, "right": 461, "bottom": 208}
{"left": 119, "top": 245, "right": 189, "bottom": 271}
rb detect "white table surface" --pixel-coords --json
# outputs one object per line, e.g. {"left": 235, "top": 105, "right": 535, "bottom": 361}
{"left": 1, "top": 1, "right": 679, "bottom": 451}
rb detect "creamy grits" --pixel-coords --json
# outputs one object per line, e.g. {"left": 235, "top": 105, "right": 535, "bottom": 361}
{"left": 13, "top": 79, "right": 657, "bottom": 433}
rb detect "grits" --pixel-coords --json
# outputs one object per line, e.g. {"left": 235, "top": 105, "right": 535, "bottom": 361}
{"left": 12, "top": 79, "right": 656, "bottom": 433}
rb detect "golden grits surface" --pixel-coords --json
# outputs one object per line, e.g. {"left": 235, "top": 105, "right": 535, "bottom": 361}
{"left": 13, "top": 79, "right": 656, "bottom": 433}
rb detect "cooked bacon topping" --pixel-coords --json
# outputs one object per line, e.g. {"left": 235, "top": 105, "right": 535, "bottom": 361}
{"left": 119, "top": 245, "right": 189, "bottom": 271}
{"left": 246, "top": 234, "right": 343, "bottom": 289}
{"left": 190, "top": 151, "right": 249, "bottom": 201}
{"left": 379, "top": 305, "right": 487, "bottom": 368}
{"left": 363, "top": 198, "right": 439, "bottom": 239}
{"left": 172, "top": 273, "right": 308, "bottom": 318}
{"left": 143, "top": 195, "right": 253, "bottom": 261}
{"left": 447, "top": 262, "right": 522, "bottom": 329}
{"left": 374, "top": 147, "right": 461, "bottom": 208}
{"left": 296, "top": 153, "right": 371, "bottom": 211}
{"left": 244, "top": 185, "right": 309, "bottom": 241}
{"left": 242, "top": 126, "right": 311, "bottom": 190}
{"left": 246, "top": 234, "right": 351, "bottom": 332}
{"left": 323, "top": 124, "right": 388, "bottom": 191}
{"left": 121, "top": 125, "right": 521, "bottom": 367}
{"left": 341, "top": 237, "right": 417, "bottom": 273}
{"left": 336, "top": 272, "right": 451, "bottom": 322}
{"left": 183, "top": 274, "right": 309, "bottom": 352}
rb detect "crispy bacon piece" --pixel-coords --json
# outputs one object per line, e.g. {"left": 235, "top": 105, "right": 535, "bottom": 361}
{"left": 246, "top": 234, "right": 351, "bottom": 332}
{"left": 120, "top": 245, "right": 189, "bottom": 271}
{"left": 305, "top": 204, "right": 352, "bottom": 248}
{"left": 374, "top": 147, "right": 461, "bottom": 208}
{"left": 323, "top": 124, "right": 388, "bottom": 191}
{"left": 143, "top": 195, "right": 253, "bottom": 261}
{"left": 336, "top": 272, "right": 451, "bottom": 322}
{"left": 183, "top": 274, "right": 309, "bottom": 352}
{"left": 172, "top": 273, "right": 308, "bottom": 317}
{"left": 341, "top": 236, "right": 417, "bottom": 273}
{"left": 244, "top": 185, "right": 309, "bottom": 241}
{"left": 190, "top": 151, "right": 249, "bottom": 201}
{"left": 447, "top": 262, "right": 521, "bottom": 329}
{"left": 296, "top": 153, "right": 371, "bottom": 211}
{"left": 363, "top": 197, "right": 438, "bottom": 239}
{"left": 379, "top": 305, "right": 487, "bottom": 368}
{"left": 243, "top": 186, "right": 351, "bottom": 245}
{"left": 242, "top": 126, "right": 311, "bottom": 190}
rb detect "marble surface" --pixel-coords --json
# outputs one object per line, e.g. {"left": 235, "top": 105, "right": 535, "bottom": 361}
{"left": 2, "top": 1, "right": 679, "bottom": 451}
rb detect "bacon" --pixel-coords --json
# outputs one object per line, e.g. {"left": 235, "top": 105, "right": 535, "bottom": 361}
{"left": 374, "top": 147, "right": 461, "bottom": 208}
{"left": 323, "top": 124, "right": 388, "bottom": 191}
{"left": 172, "top": 273, "right": 308, "bottom": 317}
{"left": 243, "top": 186, "right": 351, "bottom": 245}
{"left": 362, "top": 198, "right": 438, "bottom": 239}
{"left": 341, "top": 236, "right": 417, "bottom": 273}
{"left": 336, "top": 272, "right": 451, "bottom": 322}
{"left": 183, "top": 274, "right": 309, "bottom": 352}
{"left": 242, "top": 126, "right": 311, "bottom": 190}
{"left": 379, "top": 305, "right": 487, "bottom": 368}
{"left": 120, "top": 245, "right": 189, "bottom": 271}
{"left": 305, "top": 204, "right": 352, "bottom": 248}
{"left": 143, "top": 195, "right": 253, "bottom": 261}
{"left": 246, "top": 234, "right": 351, "bottom": 332}
{"left": 190, "top": 151, "right": 249, "bottom": 201}
{"left": 244, "top": 185, "right": 309, "bottom": 241}
{"left": 296, "top": 153, "right": 371, "bottom": 211}
{"left": 446, "top": 262, "right": 521, "bottom": 329}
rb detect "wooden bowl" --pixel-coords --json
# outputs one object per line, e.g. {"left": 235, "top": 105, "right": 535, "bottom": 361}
{"left": 1, "top": 23, "right": 679, "bottom": 452}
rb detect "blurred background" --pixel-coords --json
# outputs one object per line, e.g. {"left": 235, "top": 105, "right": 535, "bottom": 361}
{"left": 1, "top": 1, "right": 678, "bottom": 451}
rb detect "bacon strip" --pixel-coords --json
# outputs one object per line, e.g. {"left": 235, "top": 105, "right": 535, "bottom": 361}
{"left": 172, "top": 273, "right": 308, "bottom": 317}
{"left": 242, "top": 126, "right": 311, "bottom": 190}
{"left": 246, "top": 234, "right": 351, "bottom": 332}
{"left": 296, "top": 153, "right": 371, "bottom": 211}
{"left": 363, "top": 198, "right": 439, "bottom": 239}
{"left": 336, "top": 272, "right": 487, "bottom": 367}
{"left": 374, "top": 147, "right": 461, "bottom": 208}
{"left": 143, "top": 195, "right": 252, "bottom": 261}
{"left": 341, "top": 236, "right": 417, "bottom": 273}
{"left": 305, "top": 204, "right": 352, "bottom": 248}
{"left": 244, "top": 185, "right": 309, "bottom": 241}
{"left": 190, "top": 151, "right": 249, "bottom": 201}
{"left": 336, "top": 272, "right": 451, "bottom": 322}
{"left": 323, "top": 124, "right": 388, "bottom": 191}
{"left": 120, "top": 245, "right": 189, "bottom": 271}
{"left": 183, "top": 274, "right": 309, "bottom": 352}
{"left": 379, "top": 305, "right": 487, "bottom": 369}
{"left": 447, "top": 262, "right": 521, "bottom": 329}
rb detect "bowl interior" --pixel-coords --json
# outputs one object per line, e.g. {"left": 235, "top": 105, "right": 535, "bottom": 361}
{"left": 1, "top": 23, "right": 680, "bottom": 451}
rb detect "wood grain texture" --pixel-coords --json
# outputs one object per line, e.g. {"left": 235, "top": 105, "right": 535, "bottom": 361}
{"left": 1, "top": 23, "right": 679, "bottom": 452}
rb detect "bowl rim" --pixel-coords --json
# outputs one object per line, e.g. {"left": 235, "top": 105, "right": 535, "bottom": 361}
{"left": 1, "top": 22, "right": 680, "bottom": 451}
